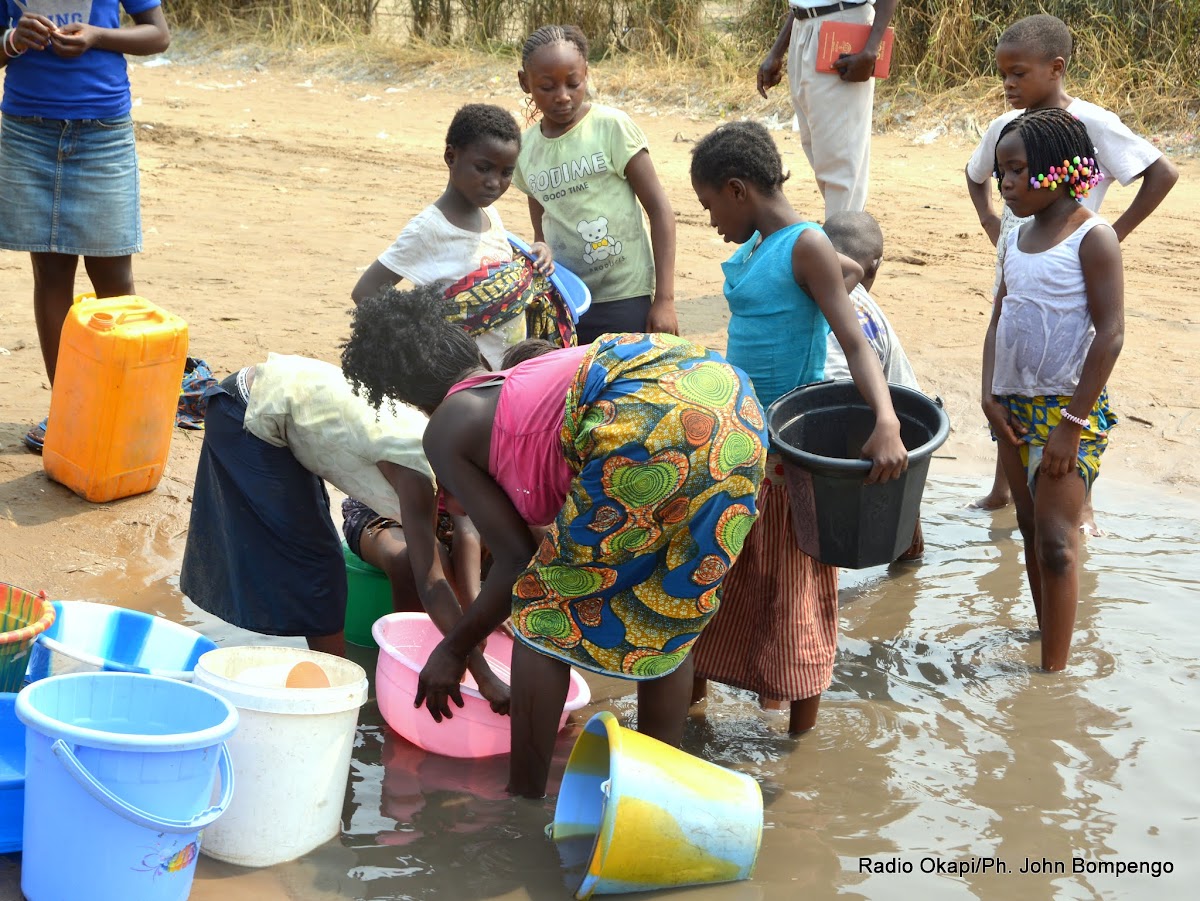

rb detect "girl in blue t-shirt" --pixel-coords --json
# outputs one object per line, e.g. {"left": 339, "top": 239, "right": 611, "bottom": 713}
{"left": 686, "top": 120, "right": 908, "bottom": 736}
{"left": 0, "top": 1, "right": 170, "bottom": 452}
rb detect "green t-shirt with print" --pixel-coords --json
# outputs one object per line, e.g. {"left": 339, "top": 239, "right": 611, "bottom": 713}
{"left": 515, "top": 104, "right": 655, "bottom": 305}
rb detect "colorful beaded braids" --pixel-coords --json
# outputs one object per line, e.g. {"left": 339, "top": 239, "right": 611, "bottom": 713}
{"left": 993, "top": 107, "right": 1104, "bottom": 201}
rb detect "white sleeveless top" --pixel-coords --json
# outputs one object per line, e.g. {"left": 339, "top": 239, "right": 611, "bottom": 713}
{"left": 992, "top": 216, "right": 1112, "bottom": 397}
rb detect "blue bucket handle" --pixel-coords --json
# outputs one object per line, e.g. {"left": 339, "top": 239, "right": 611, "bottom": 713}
{"left": 51, "top": 739, "right": 235, "bottom": 835}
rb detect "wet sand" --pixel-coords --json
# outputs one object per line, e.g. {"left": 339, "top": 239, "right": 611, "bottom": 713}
{"left": 1, "top": 51, "right": 1199, "bottom": 901}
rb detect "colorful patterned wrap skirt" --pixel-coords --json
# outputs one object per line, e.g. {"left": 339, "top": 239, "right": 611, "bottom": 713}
{"left": 510, "top": 333, "right": 768, "bottom": 680}
{"left": 998, "top": 389, "right": 1117, "bottom": 493}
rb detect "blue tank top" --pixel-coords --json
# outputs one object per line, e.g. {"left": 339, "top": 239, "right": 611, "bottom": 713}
{"left": 722, "top": 222, "right": 830, "bottom": 410}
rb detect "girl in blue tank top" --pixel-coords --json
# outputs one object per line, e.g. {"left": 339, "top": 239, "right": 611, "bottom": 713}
{"left": 686, "top": 120, "right": 908, "bottom": 736}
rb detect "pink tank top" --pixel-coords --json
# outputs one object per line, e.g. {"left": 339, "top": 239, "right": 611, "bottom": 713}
{"left": 445, "top": 346, "right": 589, "bottom": 526}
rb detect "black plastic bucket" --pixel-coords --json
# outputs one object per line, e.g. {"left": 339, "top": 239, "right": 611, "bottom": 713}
{"left": 767, "top": 380, "right": 950, "bottom": 569}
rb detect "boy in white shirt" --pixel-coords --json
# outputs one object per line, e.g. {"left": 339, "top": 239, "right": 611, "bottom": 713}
{"left": 964, "top": 14, "right": 1177, "bottom": 518}
{"left": 824, "top": 210, "right": 925, "bottom": 562}
{"left": 352, "top": 103, "right": 553, "bottom": 368}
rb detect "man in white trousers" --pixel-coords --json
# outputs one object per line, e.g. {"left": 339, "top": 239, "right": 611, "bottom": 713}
{"left": 757, "top": 1, "right": 898, "bottom": 218}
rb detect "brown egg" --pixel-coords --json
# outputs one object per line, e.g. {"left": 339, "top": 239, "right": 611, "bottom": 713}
{"left": 285, "top": 660, "right": 331, "bottom": 689}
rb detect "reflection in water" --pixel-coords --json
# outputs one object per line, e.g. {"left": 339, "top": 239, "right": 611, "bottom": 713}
{"left": 46, "top": 476, "right": 1200, "bottom": 899}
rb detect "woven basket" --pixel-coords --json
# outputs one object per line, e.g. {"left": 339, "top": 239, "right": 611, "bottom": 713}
{"left": 0, "top": 583, "right": 55, "bottom": 692}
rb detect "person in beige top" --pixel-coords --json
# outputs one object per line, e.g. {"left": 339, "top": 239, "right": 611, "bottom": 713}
{"left": 179, "top": 353, "right": 508, "bottom": 712}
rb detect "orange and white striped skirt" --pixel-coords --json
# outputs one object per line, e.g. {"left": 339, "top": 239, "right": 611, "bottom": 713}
{"left": 691, "top": 454, "right": 839, "bottom": 702}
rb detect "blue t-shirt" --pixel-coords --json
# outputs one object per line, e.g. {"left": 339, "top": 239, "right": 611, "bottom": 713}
{"left": 2, "top": 0, "right": 161, "bottom": 119}
{"left": 721, "top": 222, "right": 831, "bottom": 411}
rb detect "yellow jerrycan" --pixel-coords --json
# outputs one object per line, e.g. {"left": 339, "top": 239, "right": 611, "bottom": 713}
{"left": 43, "top": 295, "right": 189, "bottom": 502}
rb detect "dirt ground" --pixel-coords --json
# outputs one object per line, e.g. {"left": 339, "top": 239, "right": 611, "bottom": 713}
{"left": 1, "top": 53, "right": 1197, "bottom": 600}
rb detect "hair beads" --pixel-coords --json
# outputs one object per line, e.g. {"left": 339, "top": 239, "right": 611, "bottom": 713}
{"left": 993, "top": 108, "right": 1102, "bottom": 204}
{"left": 1029, "top": 155, "right": 1105, "bottom": 199}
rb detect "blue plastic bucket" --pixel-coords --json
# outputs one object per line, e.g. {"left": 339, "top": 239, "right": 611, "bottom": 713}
{"left": 0, "top": 692, "right": 24, "bottom": 853}
{"left": 27, "top": 600, "right": 217, "bottom": 683}
{"left": 15, "top": 672, "right": 238, "bottom": 901}
{"left": 551, "top": 711, "right": 762, "bottom": 898}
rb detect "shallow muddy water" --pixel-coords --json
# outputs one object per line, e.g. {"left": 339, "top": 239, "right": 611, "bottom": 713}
{"left": 5, "top": 474, "right": 1198, "bottom": 900}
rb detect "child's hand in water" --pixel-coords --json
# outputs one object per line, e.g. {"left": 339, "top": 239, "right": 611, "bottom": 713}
{"left": 415, "top": 640, "right": 468, "bottom": 721}
{"left": 982, "top": 397, "right": 1028, "bottom": 447}
{"left": 475, "top": 669, "right": 511, "bottom": 716}
{"left": 529, "top": 241, "right": 555, "bottom": 276}
{"left": 861, "top": 422, "right": 908, "bottom": 484}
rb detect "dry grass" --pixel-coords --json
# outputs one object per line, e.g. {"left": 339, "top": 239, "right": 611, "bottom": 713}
{"left": 158, "top": 1, "right": 1200, "bottom": 138}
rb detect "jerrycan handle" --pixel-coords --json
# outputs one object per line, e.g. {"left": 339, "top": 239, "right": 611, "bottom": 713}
{"left": 114, "top": 309, "right": 161, "bottom": 325}
{"left": 88, "top": 309, "right": 160, "bottom": 330}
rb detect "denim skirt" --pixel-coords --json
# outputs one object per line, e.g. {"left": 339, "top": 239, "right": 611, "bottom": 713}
{"left": 0, "top": 114, "right": 142, "bottom": 256}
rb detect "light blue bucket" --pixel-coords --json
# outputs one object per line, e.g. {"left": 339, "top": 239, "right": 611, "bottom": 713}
{"left": 27, "top": 600, "right": 217, "bottom": 683}
{"left": 15, "top": 672, "right": 238, "bottom": 901}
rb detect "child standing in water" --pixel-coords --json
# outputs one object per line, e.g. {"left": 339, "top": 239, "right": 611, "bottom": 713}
{"left": 342, "top": 296, "right": 766, "bottom": 798}
{"left": 514, "top": 24, "right": 678, "bottom": 344}
{"left": 687, "top": 121, "right": 908, "bottom": 735}
{"left": 964, "top": 14, "right": 1174, "bottom": 514}
{"left": 983, "top": 108, "right": 1124, "bottom": 671}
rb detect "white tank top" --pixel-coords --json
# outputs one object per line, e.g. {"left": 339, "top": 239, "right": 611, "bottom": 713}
{"left": 992, "top": 216, "right": 1113, "bottom": 397}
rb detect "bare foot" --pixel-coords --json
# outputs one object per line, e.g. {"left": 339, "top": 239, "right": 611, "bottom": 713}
{"left": 970, "top": 490, "right": 1011, "bottom": 510}
{"left": 1079, "top": 498, "right": 1102, "bottom": 538}
{"left": 690, "top": 676, "right": 708, "bottom": 706}
{"left": 894, "top": 521, "right": 925, "bottom": 563}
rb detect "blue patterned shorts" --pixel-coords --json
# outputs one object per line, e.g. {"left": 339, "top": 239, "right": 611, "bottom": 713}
{"left": 996, "top": 389, "right": 1117, "bottom": 493}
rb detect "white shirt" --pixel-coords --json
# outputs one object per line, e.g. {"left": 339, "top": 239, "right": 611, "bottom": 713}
{"left": 967, "top": 98, "right": 1163, "bottom": 204}
{"left": 992, "top": 217, "right": 1112, "bottom": 397}
{"left": 790, "top": 0, "right": 874, "bottom": 9}
{"left": 376, "top": 204, "right": 522, "bottom": 367}
{"left": 825, "top": 284, "right": 920, "bottom": 390}
{"left": 244, "top": 354, "right": 433, "bottom": 521}
{"left": 968, "top": 98, "right": 1162, "bottom": 295}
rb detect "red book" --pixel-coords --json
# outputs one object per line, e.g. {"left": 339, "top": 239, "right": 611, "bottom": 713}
{"left": 816, "top": 22, "right": 895, "bottom": 79}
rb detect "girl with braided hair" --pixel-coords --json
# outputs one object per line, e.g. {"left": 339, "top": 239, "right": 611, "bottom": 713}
{"left": 514, "top": 24, "right": 678, "bottom": 344}
{"left": 342, "top": 292, "right": 767, "bottom": 798}
{"left": 983, "top": 107, "right": 1125, "bottom": 671}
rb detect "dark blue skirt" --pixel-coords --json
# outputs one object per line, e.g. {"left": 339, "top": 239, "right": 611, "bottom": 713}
{"left": 179, "top": 382, "right": 346, "bottom": 637}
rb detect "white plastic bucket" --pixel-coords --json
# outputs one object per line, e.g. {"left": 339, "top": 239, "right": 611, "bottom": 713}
{"left": 191, "top": 646, "right": 368, "bottom": 867}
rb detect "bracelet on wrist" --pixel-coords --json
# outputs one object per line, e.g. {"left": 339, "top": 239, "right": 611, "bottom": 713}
{"left": 3, "top": 28, "right": 25, "bottom": 58}
{"left": 1060, "top": 409, "right": 1089, "bottom": 427}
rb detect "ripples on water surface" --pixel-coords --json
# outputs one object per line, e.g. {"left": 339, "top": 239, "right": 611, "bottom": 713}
{"left": 70, "top": 476, "right": 1200, "bottom": 900}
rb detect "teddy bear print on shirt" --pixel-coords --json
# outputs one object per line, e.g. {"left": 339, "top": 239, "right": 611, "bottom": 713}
{"left": 578, "top": 217, "right": 623, "bottom": 265}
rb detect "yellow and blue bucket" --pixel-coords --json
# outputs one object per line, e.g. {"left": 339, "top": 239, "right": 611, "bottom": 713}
{"left": 551, "top": 711, "right": 762, "bottom": 898}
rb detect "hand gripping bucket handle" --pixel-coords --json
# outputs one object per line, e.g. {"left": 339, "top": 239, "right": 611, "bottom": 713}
{"left": 51, "top": 739, "right": 235, "bottom": 834}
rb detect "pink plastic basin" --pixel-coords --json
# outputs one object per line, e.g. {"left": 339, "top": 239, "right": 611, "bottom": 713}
{"left": 373, "top": 613, "right": 591, "bottom": 758}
